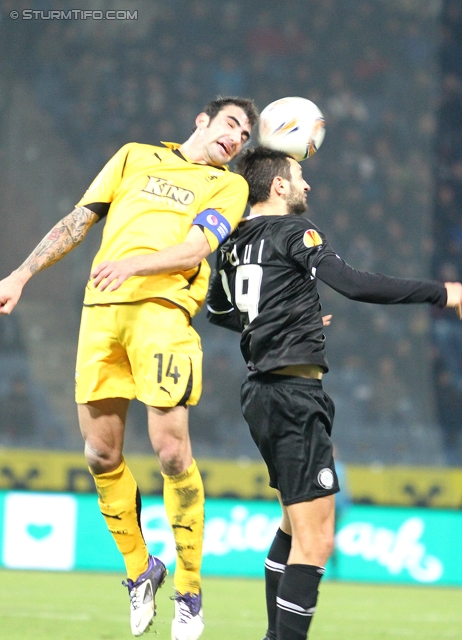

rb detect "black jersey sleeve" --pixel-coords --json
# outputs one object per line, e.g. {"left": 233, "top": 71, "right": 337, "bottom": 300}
{"left": 206, "top": 268, "right": 242, "bottom": 332}
{"left": 84, "top": 202, "right": 110, "bottom": 220}
{"left": 281, "top": 218, "right": 339, "bottom": 272}
{"left": 315, "top": 253, "right": 448, "bottom": 307}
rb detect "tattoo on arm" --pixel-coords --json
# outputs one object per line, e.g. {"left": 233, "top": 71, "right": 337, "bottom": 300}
{"left": 17, "top": 207, "right": 97, "bottom": 276}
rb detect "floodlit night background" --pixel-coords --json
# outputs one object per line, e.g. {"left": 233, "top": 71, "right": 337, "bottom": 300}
{"left": 1, "top": 0, "right": 462, "bottom": 467}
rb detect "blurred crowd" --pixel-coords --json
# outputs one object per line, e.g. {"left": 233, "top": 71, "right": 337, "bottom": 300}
{"left": 432, "top": 0, "right": 462, "bottom": 464}
{"left": 0, "top": 0, "right": 461, "bottom": 463}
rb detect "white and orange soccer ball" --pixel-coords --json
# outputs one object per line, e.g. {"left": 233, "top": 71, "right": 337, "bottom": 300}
{"left": 258, "top": 97, "right": 326, "bottom": 162}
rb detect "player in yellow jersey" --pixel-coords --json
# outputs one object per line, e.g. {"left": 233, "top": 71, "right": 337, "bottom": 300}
{"left": 0, "top": 96, "right": 259, "bottom": 640}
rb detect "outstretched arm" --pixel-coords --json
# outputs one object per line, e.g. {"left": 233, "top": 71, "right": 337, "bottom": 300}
{"left": 0, "top": 206, "right": 98, "bottom": 315}
{"left": 316, "top": 253, "right": 462, "bottom": 317}
{"left": 91, "top": 224, "right": 211, "bottom": 292}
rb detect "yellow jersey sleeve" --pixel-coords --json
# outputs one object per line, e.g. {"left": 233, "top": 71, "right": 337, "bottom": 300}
{"left": 194, "top": 173, "right": 249, "bottom": 252}
{"left": 76, "top": 143, "right": 133, "bottom": 213}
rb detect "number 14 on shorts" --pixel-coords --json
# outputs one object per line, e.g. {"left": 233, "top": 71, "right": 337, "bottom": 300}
{"left": 146, "top": 347, "right": 198, "bottom": 407}
{"left": 153, "top": 353, "right": 181, "bottom": 384}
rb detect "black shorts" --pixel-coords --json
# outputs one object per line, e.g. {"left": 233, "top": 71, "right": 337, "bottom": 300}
{"left": 241, "top": 373, "right": 339, "bottom": 506}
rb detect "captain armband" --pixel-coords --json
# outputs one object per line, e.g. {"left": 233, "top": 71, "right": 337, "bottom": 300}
{"left": 193, "top": 209, "right": 232, "bottom": 243}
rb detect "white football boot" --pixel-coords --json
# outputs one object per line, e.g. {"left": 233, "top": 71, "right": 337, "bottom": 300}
{"left": 171, "top": 591, "right": 204, "bottom": 640}
{"left": 122, "top": 556, "right": 167, "bottom": 636}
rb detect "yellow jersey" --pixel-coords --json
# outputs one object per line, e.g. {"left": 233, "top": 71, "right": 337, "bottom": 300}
{"left": 77, "top": 142, "right": 249, "bottom": 317}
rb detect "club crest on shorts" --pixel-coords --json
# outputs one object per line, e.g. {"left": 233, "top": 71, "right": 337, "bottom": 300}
{"left": 303, "top": 229, "right": 322, "bottom": 248}
{"left": 317, "top": 468, "right": 334, "bottom": 490}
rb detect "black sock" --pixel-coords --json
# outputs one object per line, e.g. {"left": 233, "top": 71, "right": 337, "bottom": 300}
{"left": 276, "top": 564, "right": 324, "bottom": 640}
{"left": 264, "top": 528, "right": 292, "bottom": 639}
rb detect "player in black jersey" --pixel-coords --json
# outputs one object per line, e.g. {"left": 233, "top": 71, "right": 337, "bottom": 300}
{"left": 206, "top": 147, "right": 462, "bottom": 640}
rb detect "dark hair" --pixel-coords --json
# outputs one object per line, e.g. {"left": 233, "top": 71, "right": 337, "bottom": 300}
{"left": 236, "top": 147, "right": 292, "bottom": 205}
{"left": 202, "top": 96, "right": 259, "bottom": 129}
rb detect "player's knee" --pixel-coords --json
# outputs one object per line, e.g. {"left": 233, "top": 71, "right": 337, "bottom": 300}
{"left": 158, "top": 448, "right": 189, "bottom": 476}
{"left": 156, "top": 437, "right": 191, "bottom": 475}
{"left": 151, "top": 430, "right": 191, "bottom": 475}
{"left": 294, "top": 529, "right": 335, "bottom": 566}
{"left": 311, "top": 528, "right": 335, "bottom": 565}
{"left": 84, "top": 442, "right": 122, "bottom": 475}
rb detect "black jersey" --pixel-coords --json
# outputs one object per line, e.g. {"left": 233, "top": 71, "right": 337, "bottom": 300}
{"left": 207, "top": 214, "right": 447, "bottom": 375}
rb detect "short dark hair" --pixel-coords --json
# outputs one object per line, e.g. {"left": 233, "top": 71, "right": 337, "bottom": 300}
{"left": 236, "top": 147, "right": 292, "bottom": 205}
{"left": 202, "top": 96, "right": 259, "bottom": 129}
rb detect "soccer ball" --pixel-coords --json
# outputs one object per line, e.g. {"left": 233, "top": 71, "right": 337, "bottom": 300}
{"left": 258, "top": 97, "right": 326, "bottom": 161}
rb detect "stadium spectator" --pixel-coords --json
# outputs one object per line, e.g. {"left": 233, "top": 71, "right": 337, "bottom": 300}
{"left": 432, "top": 0, "right": 462, "bottom": 462}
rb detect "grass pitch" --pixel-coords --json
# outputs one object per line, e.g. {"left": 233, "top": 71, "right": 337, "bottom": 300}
{"left": 1, "top": 569, "right": 461, "bottom": 639}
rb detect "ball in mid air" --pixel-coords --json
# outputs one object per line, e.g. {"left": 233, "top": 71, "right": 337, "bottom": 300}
{"left": 258, "top": 96, "right": 326, "bottom": 161}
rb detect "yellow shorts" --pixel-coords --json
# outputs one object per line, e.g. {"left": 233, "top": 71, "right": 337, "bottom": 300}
{"left": 75, "top": 301, "right": 203, "bottom": 407}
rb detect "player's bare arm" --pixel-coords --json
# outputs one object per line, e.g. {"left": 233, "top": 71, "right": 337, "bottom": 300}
{"left": 18, "top": 206, "right": 98, "bottom": 277}
{"left": 91, "top": 225, "right": 211, "bottom": 292}
{"left": 0, "top": 206, "right": 97, "bottom": 315}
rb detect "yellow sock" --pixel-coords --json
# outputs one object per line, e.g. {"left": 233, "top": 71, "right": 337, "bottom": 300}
{"left": 91, "top": 458, "right": 149, "bottom": 580}
{"left": 162, "top": 459, "right": 204, "bottom": 595}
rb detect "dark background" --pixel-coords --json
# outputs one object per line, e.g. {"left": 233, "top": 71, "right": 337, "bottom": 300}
{"left": 0, "top": 0, "right": 461, "bottom": 466}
